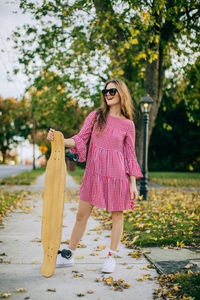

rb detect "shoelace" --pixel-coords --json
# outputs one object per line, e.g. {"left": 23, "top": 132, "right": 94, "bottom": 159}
{"left": 108, "top": 251, "right": 116, "bottom": 259}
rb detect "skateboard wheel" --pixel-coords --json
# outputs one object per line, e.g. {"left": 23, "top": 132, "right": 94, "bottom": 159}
{"left": 61, "top": 249, "right": 72, "bottom": 259}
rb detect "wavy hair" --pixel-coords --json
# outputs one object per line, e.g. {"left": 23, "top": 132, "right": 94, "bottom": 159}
{"left": 93, "top": 78, "right": 134, "bottom": 132}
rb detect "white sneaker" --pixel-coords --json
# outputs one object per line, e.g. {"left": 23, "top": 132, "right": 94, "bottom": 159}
{"left": 56, "top": 249, "right": 74, "bottom": 268}
{"left": 101, "top": 252, "right": 116, "bottom": 273}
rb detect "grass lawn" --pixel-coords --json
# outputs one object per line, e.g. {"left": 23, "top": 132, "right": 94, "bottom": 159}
{"left": 149, "top": 171, "right": 200, "bottom": 188}
{"left": 0, "top": 167, "right": 45, "bottom": 185}
{"left": 174, "top": 272, "right": 200, "bottom": 299}
{"left": 68, "top": 167, "right": 85, "bottom": 185}
{"left": 122, "top": 188, "right": 200, "bottom": 248}
{"left": 69, "top": 167, "right": 200, "bottom": 188}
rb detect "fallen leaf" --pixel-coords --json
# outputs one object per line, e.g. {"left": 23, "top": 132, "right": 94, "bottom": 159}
{"left": 0, "top": 293, "right": 11, "bottom": 298}
{"left": 73, "top": 273, "right": 84, "bottom": 278}
{"left": 136, "top": 278, "right": 144, "bottom": 281}
{"left": 47, "top": 288, "right": 56, "bottom": 292}
{"left": 184, "top": 263, "right": 195, "bottom": 269}
{"left": 87, "top": 290, "right": 94, "bottom": 294}
{"left": 15, "top": 288, "right": 27, "bottom": 293}
{"left": 76, "top": 293, "right": 85, "bottom": 297}
{"left": 94, "top": 245, "right": 106, "bottom": 251}
{"left": 75, "top": 254, "right": 85, "bottom": 260}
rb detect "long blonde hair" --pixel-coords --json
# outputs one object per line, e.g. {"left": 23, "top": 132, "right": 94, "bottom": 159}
{"left": 93, "top": 78, "right": 134, "bottom": 131}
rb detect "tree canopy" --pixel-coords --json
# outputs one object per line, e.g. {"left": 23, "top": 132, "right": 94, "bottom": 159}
{"left": 0, "top": 97, "right": 31, "bottom": 163}
{"left": 12, "top": 0, "right": 200, "bottom": 165}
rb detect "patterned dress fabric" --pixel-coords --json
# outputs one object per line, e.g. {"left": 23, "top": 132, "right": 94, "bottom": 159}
{"left": 71, "top": 110, "right": 143, "bottom": 211}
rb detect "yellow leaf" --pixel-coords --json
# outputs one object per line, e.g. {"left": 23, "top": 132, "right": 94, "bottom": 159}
{"left": 131, "top": 38, "right": 138, "bottom": 45}
{"left": 118, "top": 70, "right": 124, "bottom": 75}
{"left": 124, "top": 42, "right": 130, "bottom": 49}
{"left": 75, "top": 254, "right": 85, "bottom": 259}
{"left": 136, "top": 278, "right": 144, "bottom": 281}
{"left": 15, "top": 288, "right": 27, "bottom": 293}
{"left": 0, "top": 294, "right": 11, "bottom": 298}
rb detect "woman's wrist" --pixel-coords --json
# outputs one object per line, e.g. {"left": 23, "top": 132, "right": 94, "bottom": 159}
{"left": 64, "top": 138, "right": 76, "bottom": 148}
{"left": 129, "top": 175, "right": 136, "bottom": 185}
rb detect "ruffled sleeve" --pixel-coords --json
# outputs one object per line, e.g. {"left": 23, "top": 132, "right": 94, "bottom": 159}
{"left": 70, "top": 110, "right": 96, "bottom": 162}
{"left": 124, "top": 121, "right": 143, "bottom": 179}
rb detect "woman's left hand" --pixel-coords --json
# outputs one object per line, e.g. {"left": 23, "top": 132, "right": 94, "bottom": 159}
{"left": 130, "top": 183, "right": 139, "bottom": 202}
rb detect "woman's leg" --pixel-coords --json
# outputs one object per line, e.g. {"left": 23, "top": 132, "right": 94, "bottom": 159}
{"left": 110, "top": 211, "right": 124, "bottom": 251}
{"left": 68, "top": 200, "right": 93, "bottom": 250}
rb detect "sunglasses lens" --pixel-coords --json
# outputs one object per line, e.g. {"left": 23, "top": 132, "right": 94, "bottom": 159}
{"left": 102, "top": 88, "right": 117, "bottom": 96}
{"left": 109, "top": 88, "right": 117, "bottom": 96}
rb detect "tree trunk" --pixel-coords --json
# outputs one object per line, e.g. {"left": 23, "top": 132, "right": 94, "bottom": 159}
{"left": 136, "top": 50, "right": 165, "bottom": 170}
{"left": 2, "top": 149, "right": 7, "bottom": 164}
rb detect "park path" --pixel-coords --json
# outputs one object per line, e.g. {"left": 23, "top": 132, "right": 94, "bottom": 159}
{"left": 0, "top": 172, "right": 160, "bottom": 300}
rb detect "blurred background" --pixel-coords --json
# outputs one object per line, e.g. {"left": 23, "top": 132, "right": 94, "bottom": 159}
{"left": 0, "top": 0, "right": 199, "bottom": 176}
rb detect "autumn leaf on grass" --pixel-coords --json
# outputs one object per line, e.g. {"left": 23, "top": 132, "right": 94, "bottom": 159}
{"left": 176, "top": 241, "right": 185, "bottom": 248}
{"left": 130, "top": 235, "right": 139, "bottom": 244}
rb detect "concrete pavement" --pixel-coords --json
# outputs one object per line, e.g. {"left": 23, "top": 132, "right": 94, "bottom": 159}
{"left": 0, "top": 164, "right": 32, "bottom": 180}
{"left": 0, "top": 172, "right": 160, "bottom": 299}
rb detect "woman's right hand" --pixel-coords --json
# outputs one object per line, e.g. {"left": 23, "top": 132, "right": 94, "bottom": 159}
{"left": 47, "top": 128, "right": 55, "bottom": 141}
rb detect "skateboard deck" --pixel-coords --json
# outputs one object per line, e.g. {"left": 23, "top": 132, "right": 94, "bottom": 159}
{"left": 41, "top": 131, "right": 66, "bottom": 277}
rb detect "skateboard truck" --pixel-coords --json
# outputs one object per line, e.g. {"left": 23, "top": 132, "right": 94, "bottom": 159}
{"left": 58, "top": 249, "right": 72, "bottom": 259}
{"left": 65, "top": 152, "right": 79, "bottom": 162}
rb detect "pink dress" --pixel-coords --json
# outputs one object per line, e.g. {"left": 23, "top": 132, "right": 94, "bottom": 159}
{"left": 70, "top": 110, "right": 143, "bottom": 211}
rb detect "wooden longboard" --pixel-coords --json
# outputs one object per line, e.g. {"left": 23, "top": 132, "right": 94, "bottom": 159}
{"left": 41, "top": 131, "right": 66, "bottom": 277}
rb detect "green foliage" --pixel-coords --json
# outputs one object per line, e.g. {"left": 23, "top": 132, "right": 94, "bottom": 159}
{"left": 123, "top": 188, "right": 200, "bottom": 248}
{"left": 149, "top": 86, "right": 200, "bottom": 172}
{"left": 175, "top": 57, "right": 200, "bottom": 126}
{"left": 149, "top": 172, "right": 200, "bottom": 188}
{"left": 0, "top": 167, "right": 45, "bottom": 185}
{"left": 0, "top": 97, "right": 31, "bottom": 163}
{"left": 14, "top": 0, "right": 200, "bottom": 103}
{"left": 174, "top": 272, "right": 200, "bottom": 299}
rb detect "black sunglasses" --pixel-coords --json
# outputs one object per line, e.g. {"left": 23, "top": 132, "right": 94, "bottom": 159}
{"left": 102, "top": 88, "right": 118, "bottom": 97}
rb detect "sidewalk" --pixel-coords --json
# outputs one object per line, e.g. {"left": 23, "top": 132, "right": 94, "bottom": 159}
{"left": 0, "top": 173, "right": 160, "bottom": 300}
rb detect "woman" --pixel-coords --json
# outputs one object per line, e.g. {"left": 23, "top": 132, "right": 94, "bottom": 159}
{"left": 47, "top": 78, "right": 143, "bottom": 273}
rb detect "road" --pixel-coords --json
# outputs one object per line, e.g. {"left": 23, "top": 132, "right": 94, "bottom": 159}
{"left": 0, "top": 164, "right": 32, "bottom": 179}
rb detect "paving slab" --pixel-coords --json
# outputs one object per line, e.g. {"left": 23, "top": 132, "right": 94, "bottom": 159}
{"left": 142, "top": 246, "right": 200, "bottom": 275}
{"left": 0, "top": 173, "right": 160, "bottom": 299}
